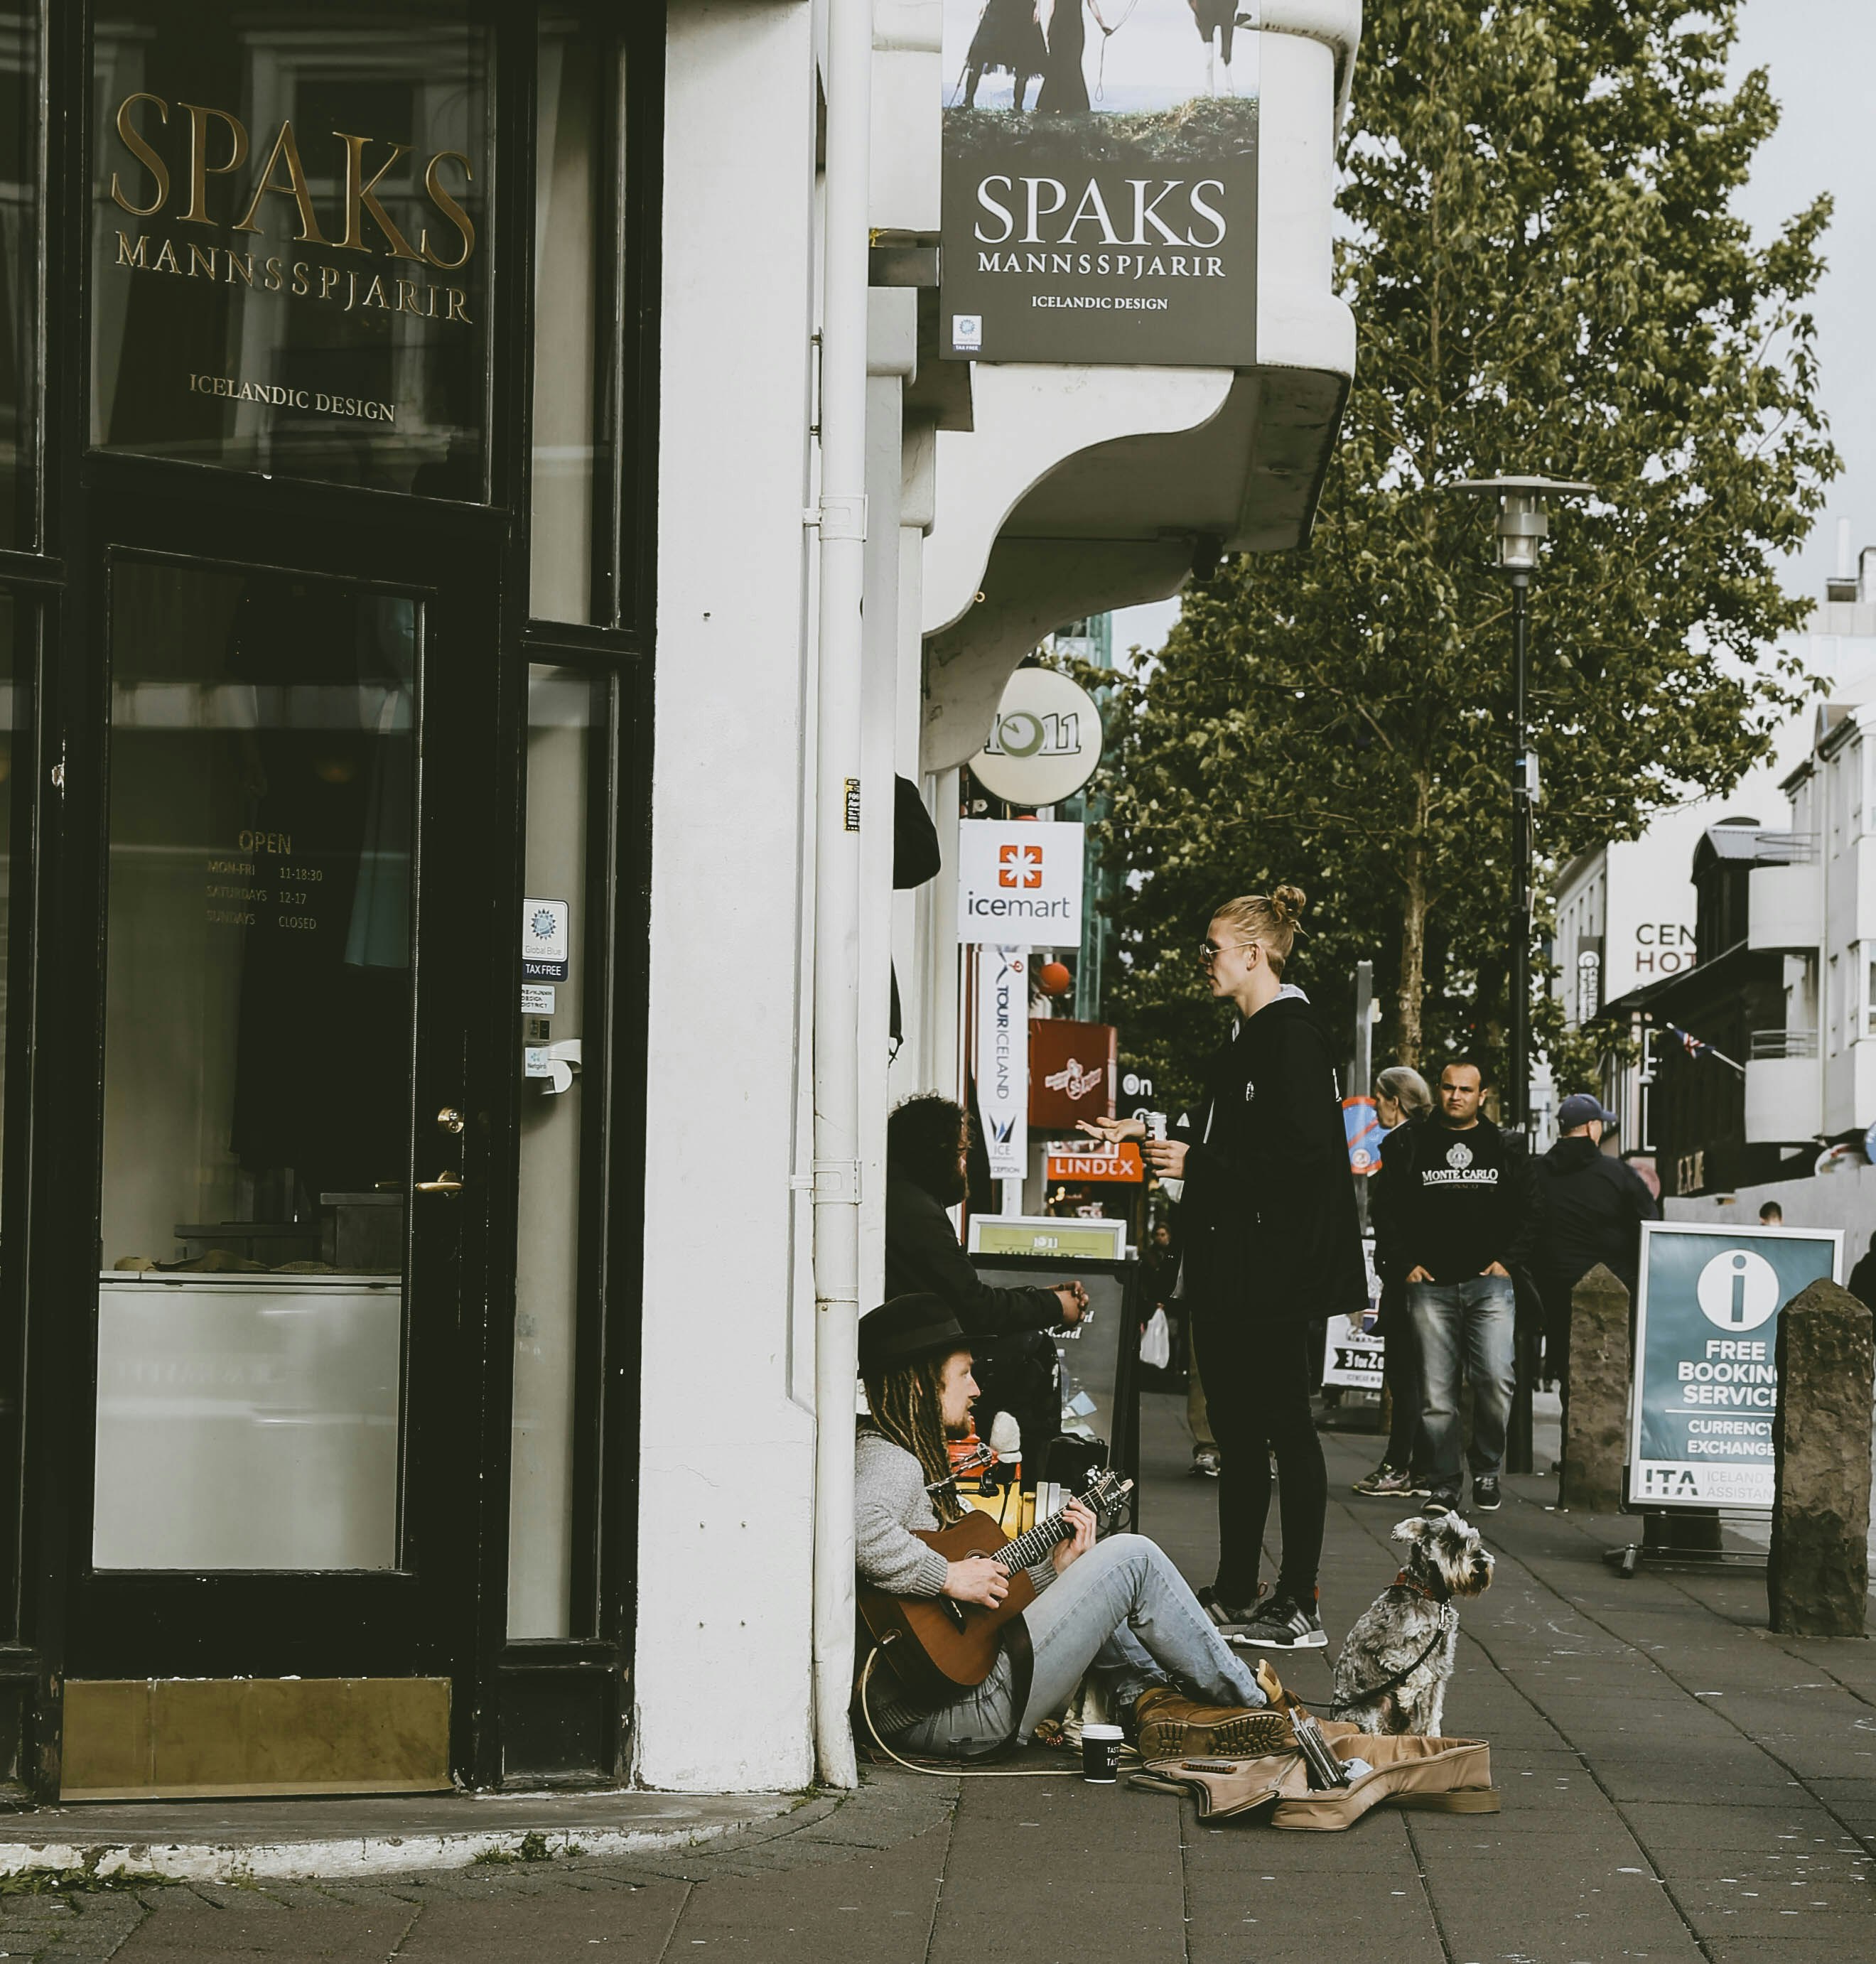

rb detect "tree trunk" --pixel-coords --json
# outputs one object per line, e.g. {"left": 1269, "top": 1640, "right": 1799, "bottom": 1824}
{"left": 1397, "top": 783, "right": 1431, "bottom": 1068}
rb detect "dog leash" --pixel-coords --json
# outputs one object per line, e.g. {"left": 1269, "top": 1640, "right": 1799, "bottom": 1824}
{"left": 1327, "top": 1613, "right": 1453, "bottom": 1715}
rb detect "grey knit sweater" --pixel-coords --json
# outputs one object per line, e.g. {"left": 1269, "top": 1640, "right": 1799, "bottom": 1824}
{"left": 853, "top": 1428, "right": 1054, "bottom": 1739}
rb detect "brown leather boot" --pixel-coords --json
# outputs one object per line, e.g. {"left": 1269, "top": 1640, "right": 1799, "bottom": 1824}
{"left": 1132, "top": 1686, "right": 1295, "bottom": 1761}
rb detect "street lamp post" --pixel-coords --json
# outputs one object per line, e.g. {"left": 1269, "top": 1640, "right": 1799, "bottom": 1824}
{"left": 1452, "top": 477, "right": 1594, "bottom": 1133}
{"left": 1453, "top": 475, "right": 1593, "bottom": 1477}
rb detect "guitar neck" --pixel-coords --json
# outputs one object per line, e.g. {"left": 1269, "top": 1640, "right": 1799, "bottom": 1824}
{"left": 996, "top": 1485, "right": 1111, "bottom": 1572}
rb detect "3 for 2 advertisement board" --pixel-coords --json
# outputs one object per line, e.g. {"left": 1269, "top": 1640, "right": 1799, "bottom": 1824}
{"left": 1629, "top": 1221, "right": 1840, "bottom": 1511}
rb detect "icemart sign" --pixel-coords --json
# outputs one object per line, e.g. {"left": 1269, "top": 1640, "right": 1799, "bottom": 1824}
{"left": 956, "top": 820, "right": 1084, "bottom": 941}
{"left": 1629, "top": 1222, "right": 1840, "bottom": 1511}
{"left": 939, "top": 1, "right": 1258, "bottom": 365}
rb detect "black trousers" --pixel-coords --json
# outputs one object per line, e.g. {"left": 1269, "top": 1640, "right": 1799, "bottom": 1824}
{"left": 1195, "top": 1312, "right": 1327, "bottom": 1605}
{"left": 1381, "top": 1311, "right": 1426, "bottom": 1473}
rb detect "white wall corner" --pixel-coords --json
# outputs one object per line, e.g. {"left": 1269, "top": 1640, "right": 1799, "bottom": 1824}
{"left": 922, "top": 365, "right": 1233, "bottom": 638}
{"left": 869, "top": 1, "right": 942, "bottom": 234}
{"left": 868, "top": 286, "right": 918, "bottom": 379}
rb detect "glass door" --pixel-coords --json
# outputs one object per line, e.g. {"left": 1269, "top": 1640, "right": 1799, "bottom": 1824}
{"left": 65, "top": 515, "right": 501, "bottom": 1695}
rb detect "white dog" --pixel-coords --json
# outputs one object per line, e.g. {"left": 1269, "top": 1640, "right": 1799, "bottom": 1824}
{"left": 1330, "top": 1515, "right": 1495, "bottom": 1737}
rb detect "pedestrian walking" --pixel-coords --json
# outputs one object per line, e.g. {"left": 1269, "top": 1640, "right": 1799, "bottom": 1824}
{"left": 1080, "top": 886, "right": 1366, "bottom": 1649}
{"left": 1352, "top": 1064, "right": 1435, "bottom": 1499}
{"left": 1848, "top": 1230, "right": 1876, "bottom": 1311}
{"left": 1531, "top": 1093, "right": 1657, "bottom": 1420}
{"left": 1373, "top": 1058, "right": 1540, "bottom": 1516}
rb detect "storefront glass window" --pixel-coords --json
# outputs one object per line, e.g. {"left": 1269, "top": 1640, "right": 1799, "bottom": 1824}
{"left": 510, "top": 663, "right": 613, "bottom": 1637}
{"left": 530, "top": 15, "right": 623, "bottom": 622}
{"left": 90, "top": 1, "right": 490, "bottom": 499}
{"left": 92, "top": 559, "right": 418, "bottom": 1571}
{"left": 0, "top": 6, "right": 41, "bottom": 546}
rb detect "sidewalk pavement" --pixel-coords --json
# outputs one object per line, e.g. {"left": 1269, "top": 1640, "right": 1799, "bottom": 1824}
{"left": 1, "top": 1388, "right": 1871, "bottom": 1963}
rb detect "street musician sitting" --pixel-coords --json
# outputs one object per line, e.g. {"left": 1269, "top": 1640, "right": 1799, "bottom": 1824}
{"left": 854, "top": 1293, "right": 1286, "bottom": 1761}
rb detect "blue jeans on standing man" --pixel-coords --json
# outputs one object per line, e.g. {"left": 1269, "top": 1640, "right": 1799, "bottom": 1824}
{"left": 1407, "top": 1273, "right": 1516, "bottom": 1496}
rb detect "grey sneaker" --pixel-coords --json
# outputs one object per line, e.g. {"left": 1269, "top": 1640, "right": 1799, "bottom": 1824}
{"left": 1423, "top": 1490, "right": 1458, "bottom": 1519}
{"left": 1191, "top": 1447, "right": 1222, "bottom": 1479}
{"left": 1197, "top": 1584, "right": 1261, "bottom": 1634}
{"left": 1232, "top": 1593, "right": 1328, "bottom": 1651}
{"left": 1472, "top": 1476, "right": 1502, "bottom": 1512}
{"left": 1352, "top": 1462, "right": 1416, "bottom": 1498}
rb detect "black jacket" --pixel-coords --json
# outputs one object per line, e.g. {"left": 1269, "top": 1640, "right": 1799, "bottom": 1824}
{"left": 883, "top": 1175, "right": 1060, "bottom": 1337}
{"left": 1533, "top": 1134, "right": 1658, "bottom": 1300}
{"left": 1374, "top": 1114, "right": 1541, "bottom": 1285}
{"left": 1174, "top": 995, "right": 1366, "bottom": 1324}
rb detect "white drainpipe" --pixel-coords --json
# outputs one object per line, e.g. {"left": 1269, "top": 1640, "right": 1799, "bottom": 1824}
{"left": 809, "top": 0, "right": 873, "bottom": 1791}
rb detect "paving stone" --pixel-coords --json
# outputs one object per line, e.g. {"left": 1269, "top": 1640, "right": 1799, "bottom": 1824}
{"left": 927, "top": 1780, "right": 1184, "bottom": 1964}
{"left": 109, "top": 1892, "right": 417, "bottom": 1958}
{"left": 394, "top": 1879, "right": 689, "bottom": 1958}
{"left": 664, "top": 1827, "right": 946, "bottom": 1963}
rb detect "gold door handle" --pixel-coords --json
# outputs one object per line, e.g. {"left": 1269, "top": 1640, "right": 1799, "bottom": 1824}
{"left": 414, "top": 1170, "right": 465, "bottom": 1194}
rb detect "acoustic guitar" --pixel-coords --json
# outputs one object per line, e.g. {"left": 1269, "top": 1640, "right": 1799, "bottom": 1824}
{"left": 858, "top": 1469, "right": 1133, "bottom": 1701}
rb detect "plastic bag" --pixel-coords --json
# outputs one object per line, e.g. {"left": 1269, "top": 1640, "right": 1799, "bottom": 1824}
{"left": 1139, "top": 1306, "right": 1172, "bottom": 1370}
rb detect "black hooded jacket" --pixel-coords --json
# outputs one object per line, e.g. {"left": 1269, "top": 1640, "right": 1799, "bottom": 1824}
{"left": 1173, "top": 994, "right": 1367, "bottom": 1325}
{"left": 1533, "top": 1133, "right": 1659, "bottom": 1297}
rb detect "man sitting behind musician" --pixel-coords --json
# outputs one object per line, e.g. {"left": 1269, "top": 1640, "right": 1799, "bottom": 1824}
{"left": 856, "top": 1293, "right": 1273, "bottom": 1759}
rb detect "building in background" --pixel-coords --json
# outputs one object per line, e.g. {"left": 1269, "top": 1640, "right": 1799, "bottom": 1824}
{"left": 1563, "top": 547, "right": 1876, "bottom": 1206}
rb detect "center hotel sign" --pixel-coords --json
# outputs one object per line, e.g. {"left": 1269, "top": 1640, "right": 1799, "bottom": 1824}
{"left": 940, "top": 1, "right": 1259, "bottom": 365}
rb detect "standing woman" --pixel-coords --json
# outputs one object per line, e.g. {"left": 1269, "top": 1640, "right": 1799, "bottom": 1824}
{"left": 1354, "top": 1065, "right": 1434, "bottom": 1499}
{"left": 1082, "top": 887, "right": 1366, "bottom": 1650}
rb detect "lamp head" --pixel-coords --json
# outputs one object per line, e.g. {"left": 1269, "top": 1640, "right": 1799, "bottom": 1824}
{"left": 1450, "top": 474, "right": 1595, "bottom": 575}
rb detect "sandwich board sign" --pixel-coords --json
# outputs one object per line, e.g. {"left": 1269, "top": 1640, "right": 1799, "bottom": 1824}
{"left": 1321, "top": 1236, "right": 1385, "bottom": 1391}
{"left": 1628, "top": 1221, "right": 1840, "bottom": 1511}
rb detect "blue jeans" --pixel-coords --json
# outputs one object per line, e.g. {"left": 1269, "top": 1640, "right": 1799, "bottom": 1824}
{"left": 1407, "top": 1274, "right": 1516, "bottom": 1491}
{"left": 890, "top": 1534, "right": 1264, "bottom": 1759}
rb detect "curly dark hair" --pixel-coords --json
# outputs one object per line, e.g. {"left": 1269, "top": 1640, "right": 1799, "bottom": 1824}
{"left": 887, "top": 1093, "right": 969, "bottom": 1204}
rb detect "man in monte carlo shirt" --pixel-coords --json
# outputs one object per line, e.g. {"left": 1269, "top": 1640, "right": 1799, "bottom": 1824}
{"left": 1373, "top": 1059, "right": 1540, "bottom": 1518}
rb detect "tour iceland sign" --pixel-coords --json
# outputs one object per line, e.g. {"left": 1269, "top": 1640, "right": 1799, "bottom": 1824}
{"left": 940, "top": 1, "right": 1259, "bottom": 366}
{"left": 1629, "top": 1221, "right": 1840, "bottom": 1511}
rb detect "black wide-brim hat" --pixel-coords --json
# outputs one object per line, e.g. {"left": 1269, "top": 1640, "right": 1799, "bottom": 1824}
{"left": 858, "top": 1294, "right": 970, "bottom": 1376}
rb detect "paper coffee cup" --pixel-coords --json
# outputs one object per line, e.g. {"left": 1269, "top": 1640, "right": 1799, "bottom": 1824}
{"left": 1082, "top": 1722, "right": 1123, "bottom": 1784}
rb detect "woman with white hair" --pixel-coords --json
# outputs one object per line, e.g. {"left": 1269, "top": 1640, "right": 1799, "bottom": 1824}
{"left": 1354, "top": 1064, "right": 1435, "bottom": 1499}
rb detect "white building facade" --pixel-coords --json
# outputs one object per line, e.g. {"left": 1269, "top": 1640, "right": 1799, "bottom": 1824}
{"left": 635, "top": 0, "right": 1364, "bottom": 1793}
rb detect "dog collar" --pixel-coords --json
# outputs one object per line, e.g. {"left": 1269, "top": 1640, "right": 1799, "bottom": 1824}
{"left": 1393, "top": 1568, "right": 1452, "bottom": 1605}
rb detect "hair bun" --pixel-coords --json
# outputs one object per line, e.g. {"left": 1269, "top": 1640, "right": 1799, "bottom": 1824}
{"left": 1271, "top": 883, "right": 1307, "bottom": 925}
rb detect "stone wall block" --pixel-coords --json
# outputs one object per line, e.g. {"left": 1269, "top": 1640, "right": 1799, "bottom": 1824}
{"left": 1560, "top": 1264, "right": 1629, "bottom": 1514}
{"left": 1769, "top": 1279, "right": 1875, "bottom": 1637}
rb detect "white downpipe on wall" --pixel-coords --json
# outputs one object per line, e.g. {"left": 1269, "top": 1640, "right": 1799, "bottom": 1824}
{"left": 809, "top": 0, "right": 873, "bottom": 1792}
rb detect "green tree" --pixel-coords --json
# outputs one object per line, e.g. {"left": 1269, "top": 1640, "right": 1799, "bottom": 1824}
{"left": 1097, "top": 0, "right": 1834, "bottom": 1100}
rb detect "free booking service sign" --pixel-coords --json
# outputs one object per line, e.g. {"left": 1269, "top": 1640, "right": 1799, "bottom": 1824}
{"left": 956, "top": 820, "right": 1085, "bottom": 942}
{"left": 1629, "top": 1221, "right": 1840, "bottom": 1511}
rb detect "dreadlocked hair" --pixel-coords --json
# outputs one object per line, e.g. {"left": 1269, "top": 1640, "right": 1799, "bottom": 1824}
{"left": 861, "top": 1353, "right": 966, "bottom": 1523}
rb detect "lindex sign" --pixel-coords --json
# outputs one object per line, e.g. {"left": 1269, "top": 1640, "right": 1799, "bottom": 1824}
{"left": 938, "top": 2, "right": 1259, "bottom": 366}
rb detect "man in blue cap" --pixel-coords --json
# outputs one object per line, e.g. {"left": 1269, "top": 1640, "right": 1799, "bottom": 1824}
{"left": 1534, "top": 1093, "right": 1659, "bottom": 1423}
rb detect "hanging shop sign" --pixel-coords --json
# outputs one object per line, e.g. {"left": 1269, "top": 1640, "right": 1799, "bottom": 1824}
{"left": 1030, "top": 1018, "right": 1116, "bottom": 1128}
{"left": 91, "top": 9, "right": 490, "bottom": 495}
{"left": 939, "top": 0, "right": 1259, "bottom": 365}
{"left": 1045, "top": 1140, "right": 1142, "bottom": 1184}
{"left": 1628, "top": 1222, "right": 1840, "bottom": 1511}
{"left": 974, "top": 944, "right": 1029, "bottom": 1180}
{"left": 971, "top": 667, "right": 1104, "bottom": 806}
{"left": 956, "top": 819, "right": 1085, "bottom": 941}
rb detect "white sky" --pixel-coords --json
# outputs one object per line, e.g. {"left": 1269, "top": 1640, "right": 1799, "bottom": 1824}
{"left": 1731, "top": 0, "right": 1876, "bottom": 604}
